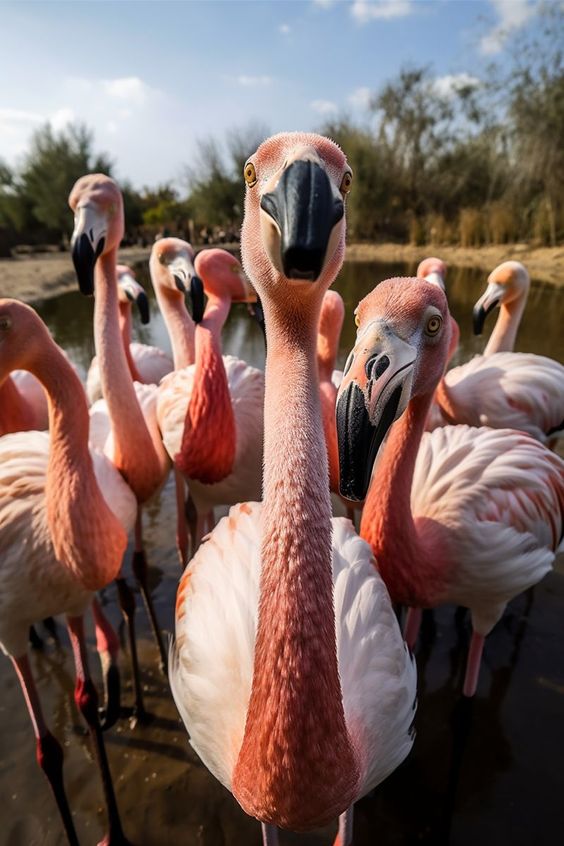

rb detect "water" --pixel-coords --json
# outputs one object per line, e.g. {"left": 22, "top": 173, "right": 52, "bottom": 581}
{"left": 0, "top": 260, "right": 562, "bottom": 845}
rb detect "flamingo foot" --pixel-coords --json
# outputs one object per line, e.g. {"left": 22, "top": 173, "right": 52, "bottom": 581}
{"left": 404, "top": 606, "right": 422, "bottom": 651}
{"left": 131, "top": 549, "right": 168, "bottom": 676}
{"left": 463, "top": 631, "right": 485, "bottom": 697}
{"left": 115, "top": 577, "right": 150, "bottom": 723}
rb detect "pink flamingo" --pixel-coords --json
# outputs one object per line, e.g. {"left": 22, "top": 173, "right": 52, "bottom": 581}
{"left": 336, "top": 276, "right": 564, "bottom": 697}
{"left": 0, "top": 298, "right": 136, "bottom": 846}
{"left": 87, "top": 265, "right": 173, "bottom": 403}
{"left": 418, "top": 258, "right": 564, "bottom": 444}
{"left": 169, "top": 133, "right": 416, "bottom": 846}
{"left": 70, "top": 174, "right": 171, "bottom": 717}
{"left": 156, "top": 245, "right": 264, "bottom": 558}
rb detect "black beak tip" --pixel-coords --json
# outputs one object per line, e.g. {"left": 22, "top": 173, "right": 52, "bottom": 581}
{"left": 472, "top": 304, "right": 486, "bottom": 336}
{"left": 173, "top": 274, "right": 187, "bottom": 293}
{"left": 190, "top": 275, "right": 205, "bottom": 324}
{"left": 71, "top": 233, "right": 99, "bottom": 296}
{"left": 136, "top": 291, "right": 150, "bottom": 325}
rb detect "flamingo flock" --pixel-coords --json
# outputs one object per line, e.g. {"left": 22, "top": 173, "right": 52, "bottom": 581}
{"left": 0, "top": 131, "right": 562, "bottom": 846}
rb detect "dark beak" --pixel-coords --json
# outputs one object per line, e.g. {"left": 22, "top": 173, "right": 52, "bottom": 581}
{"left": 260, "top": 159, "right": 344, "bottom": 281}
{"left": 71, "top": 233, "right": 105, "bottom": 296}
{"left": 190, "top": 275, "right": 205, "bottom": 324}
{"left": 136, "top": 291, "right": 150, "bottom": 325}
{"left": 472, "top": 299, "right": 498, "bottom": 335}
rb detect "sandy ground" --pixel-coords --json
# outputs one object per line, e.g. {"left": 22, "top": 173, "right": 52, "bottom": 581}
{"left": 1, "top": 243, "right": 563, "bottom": 304}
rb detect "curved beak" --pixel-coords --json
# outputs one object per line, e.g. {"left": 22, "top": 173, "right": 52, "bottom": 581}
{"left": 336, "top": 322, "right": 416, "bottom": 502}
{"left": 472, "top": 281, "right": 504, "bottom": 335}
{"left": 119, "top": 274, "right": 150, "bottom": 324}
{"left": 167, "top": 255, "right": 205, "bottom": 323}
{"left": 70, "top": 204, "right": 108, "bottom": 295}
{"left": 260, "top": 153, "right": 344, "bottom": 281}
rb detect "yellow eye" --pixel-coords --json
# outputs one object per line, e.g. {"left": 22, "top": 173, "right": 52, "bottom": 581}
{"left": 244, "top": 162, "right": 257, "bottom": 187}
{"left": 354, "top": 313, "right": 360, "bottom": 327}
{"left": 340, "top": 171, "right": 353, "bottom": 195}
{"left": 426, "top": 315, "right": 442, "bottom": 336}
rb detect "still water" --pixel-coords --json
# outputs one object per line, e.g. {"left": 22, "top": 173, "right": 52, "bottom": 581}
{"left": 0, "top": 260, "right": 562, "bottom": 846}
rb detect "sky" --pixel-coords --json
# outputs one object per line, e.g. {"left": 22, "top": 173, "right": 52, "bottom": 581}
{"left": 0, "top": 0, "right": 546, "bottom": 189}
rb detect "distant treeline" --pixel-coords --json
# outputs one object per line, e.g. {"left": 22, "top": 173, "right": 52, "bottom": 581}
{"left": 0, "top": 6, "right": 562, "bottom": 257}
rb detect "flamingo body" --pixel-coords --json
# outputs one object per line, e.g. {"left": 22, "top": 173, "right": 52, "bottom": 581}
{"left": 170, "top": 502, "right": 416, "bottom": 798}
{"left": 87, "top": 342, "right": 173, "bottom": 403}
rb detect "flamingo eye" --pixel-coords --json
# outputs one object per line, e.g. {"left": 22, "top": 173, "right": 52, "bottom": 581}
{"left": 425, "top": 315, "right": 442, "bottom": 336}
{"left": 244, "top": 162, "right": 257, "bottom": 187}
{"left": 340, "top": 171, "right": 353, "bottom": 195}
{"left": 0, "top": 316, "right": 12, "bottom": 331}
{"left": 354, "top": 313, "right": 360, "bottom": 327}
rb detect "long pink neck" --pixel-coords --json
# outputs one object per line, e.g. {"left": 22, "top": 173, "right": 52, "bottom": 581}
{"left": 317, "top": 330, "right": 340, "bottom": 493}
{"left": 0, "top": 377, "right": 36, "bottom": 434}
{"left": 175, "top": 294, "right": 236, "bottom": 483}
{"left": 153, "top": 270, "right": 195, "bottom": 369}
{"left": 118, "top": 302, "right": 143, "bottom": 383}
{"left": 232, "top": 299, "right": 359, "bottom": 829}
{"left": 94, "top": 250, "right": 162, "bottom": 502}
{"left": 360, "top": 389, "right": 450, "bottom": 606}
{"left": 30, "top": 338, "right": 127, "bottom": 590}
{"left": 483, "top": 296, "right": 526, "bottom": 355}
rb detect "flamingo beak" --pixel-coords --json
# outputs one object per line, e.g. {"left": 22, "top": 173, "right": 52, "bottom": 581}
{"left": 422, "top": 271, "right": 446, "bottom": 292}
{"left": 120, "top": 275, "right": 151, "bottom": 325}
{"left": 472, "top": 281, "right": 504, "bottom": 335}
{"left": 167, "top": 256, "right": 205, "bottom": 323}
{"left": 71, "top": 204, "right": 108, "bottom": 296}
{"left": 336, "top": 323, "right": 416, "bottom": 501}
{"left": 260, "top": 157, "right": 344, "bottom": 281}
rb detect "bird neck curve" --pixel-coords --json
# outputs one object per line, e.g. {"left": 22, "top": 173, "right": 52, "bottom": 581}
{"left": 118, "top": 301, "right": 143, "bottom": 383}
{"left": 483, "top": 294, "right": 526, "bottom": 356}
{"left": 152, "top": 265, "right": 196, "bottom": 369}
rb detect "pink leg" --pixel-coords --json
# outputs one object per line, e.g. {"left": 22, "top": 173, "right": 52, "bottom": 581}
{"left": 404, "top": 606, "right": 422, "bottom": 651}
{"left": 131, "top": 509, "right": 167, "bottom": 675}
{"left": 92, "top": 598, "right": 121, "bottom": 729}
{"left": 67, "top": 616, "right": 133, "bottom": 846}
{"left": 11, "top": 654, "right": 79, "bottom": 846}
{"left": 174, "top": 468, "right": 188, "bottom": 568}
{"left": 333, "top": 807, "right": 354, "bottom": 846}
{"left": 261, "top": 823, "right": 279, "bottom": 845}
{"left": 463, "top": 631, "right": 485, "bottom": 697}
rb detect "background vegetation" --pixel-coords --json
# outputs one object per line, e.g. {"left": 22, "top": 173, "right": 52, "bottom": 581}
{"left": 0, "top": 6, "right": 562, "bottom": 256}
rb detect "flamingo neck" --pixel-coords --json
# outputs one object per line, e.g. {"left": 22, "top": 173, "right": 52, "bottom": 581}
{"left": 483, "top": 296, "right": 526, "bottom": 356}
{"left": 153, "top": 271, "right": 195, "bottom": 369}
{"left": 94, "top": 250, "right": 162, "bottom": 502}
{"left": 317, "top": 327, "right": 338, "bottom": 384}
{"left": 232, "top": 299, "right": 359, "bottom": 830}
{"left": 0, "top": 377, "right": 36, "bottom": 434}
{"left": 361, "top": 389, "right": 449, "bottom": 606}
{"left": 175, "top": 294, "right": 236, "bottom": 483}
{"left": 118, "top": 302, "right": 143, "bottom": 383}
{"left": 320, "top": 379, "right": 340, "bottom": 493}
{"left": 30, "top": 339, "right": 127, "bottom": 590}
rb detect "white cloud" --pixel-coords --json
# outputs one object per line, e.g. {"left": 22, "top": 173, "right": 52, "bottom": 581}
{"left": 50, "top": 107, "right": 75, "bottom": 131}
{"left": 0, "top": 108, "right": 43, "bottom": 124}
{"left": 103, "top": 76, "right": 149, "bottom": 105}
{"left": 348, "top": 86, "right": 372, "bottom": 110}
{"left": 311, "top": 99, "right": 338, "bottom": 115}
{"left": 279, "top": 23, "right": 291, "bottom": 34}
{"left": 480, "top": 0, "right": 536, "bottom": 55}
{"left": 236, "top": 74, "right": 272, "bottom": 87}
{"left": 351, "top": 0, "right": 413, "bottom": 24}
{"left": 433, "top": 73, "right": 480, "bottom": 98}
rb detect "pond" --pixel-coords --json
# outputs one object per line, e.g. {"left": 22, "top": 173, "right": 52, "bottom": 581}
{"left": 0, "top": 259, "right": 562, "bottom": 846}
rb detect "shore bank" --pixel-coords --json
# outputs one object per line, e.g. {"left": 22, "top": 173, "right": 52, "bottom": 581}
{"left": 1, "top": 242, "right": 563, "bottom": 304}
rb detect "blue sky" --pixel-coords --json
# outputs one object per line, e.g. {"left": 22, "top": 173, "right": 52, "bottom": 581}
{"left": 0, "top": 0, "right": 543, "bottom": 188}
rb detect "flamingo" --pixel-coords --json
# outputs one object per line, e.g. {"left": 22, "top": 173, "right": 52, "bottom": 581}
{"left": 86, "top": 264, "right": 173, "bottom": 403}
{"left": 156, "top": 245, "right": 264, "bottom": 557}
{"left": 169, "top": 132, "right": 416, "bottom": 846}
{"left": 69, "top": 173, "right": 171, "bottom": 718}
{"left": 0, "top": 298, "right": 136, "bottom": 846}
{"left": 336, "top": 276, "right": 564, "bottom": 697}
{"left": 418, "top": 258, "right": 564, "bottom": 444}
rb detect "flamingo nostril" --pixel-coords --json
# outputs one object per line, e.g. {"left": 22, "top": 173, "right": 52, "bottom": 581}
{"left": 366, "top": 355, "right": 390, "bottom": 380}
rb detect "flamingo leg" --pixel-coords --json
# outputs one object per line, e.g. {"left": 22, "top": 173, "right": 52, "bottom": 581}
{"left": 462, "top": 631, "right": 486, "bottom": 697}
{"left": 261, "top": 823, "right": 279, "bottom": 845}
{"left": 403, "top": 606, "right": 422, "bottom": 651}
{"left": 92, "top": 597, "right": 121, "bottom": 730}
{"left": 184, "top": 490, "right": 199, "bottom": 560}
{"left": 333, "top": 807, "right": 354, "bottom": 846}
{"left": 131, "top": 509, "right": 167, "bottom": 675}
{"left": 174, "top": 468, "right": 189, "bottom": 568}
{"left": 115, "top": 575, "right": 148, "bottom": 724}
{"left": 11, "top": 653, "right": 80, "bottom": 846}
{"left": 66, "top": 615, "right": 133, "bottom": 846}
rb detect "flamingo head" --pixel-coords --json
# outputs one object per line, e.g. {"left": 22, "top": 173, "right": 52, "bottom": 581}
{"left": 241, "top": 132, "right": 352, "bottom": 311}
{"left": 69, "top": 174, "right": 124, "bottom": 296}
{"left": 149, "top": 237, "right": 204, "bottom": 323}
{"left": 336, "top": 278, "right": 451, "bottom": 501}
{"left": 473, "top": 260, "right": 530, "bottom": 335}
{"left": 416, "top": 256, "right": 447, "bottom": 292}
{"left": 0, "top": 299, "right": 52, "bottom": 382}
{"left": 116, "top": 265, "right": 150, "bottom": 325}
{"left": 195, "top": 248, "right": 257, "bottom": 304}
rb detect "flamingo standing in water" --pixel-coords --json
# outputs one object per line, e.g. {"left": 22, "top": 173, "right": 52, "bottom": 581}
{"left": 0, "top": 299, "right": 136, "bottom": 846}
{"left": 70, "top": 174, "right": 171, "bottom": 717}
{"left": 156, "top": 245, "right": 264, "bottom": 557}
{"left": 337, "top": 276, "right": 564, "bottom": 696}
{"left": 87, "top": 265, "right": 173, "bottom": 403}
{"left": 170, "top": 133, "right": 416, "bottom": 846}
{"left": 418, "top": 258, "right": 564, "bottom": 444}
